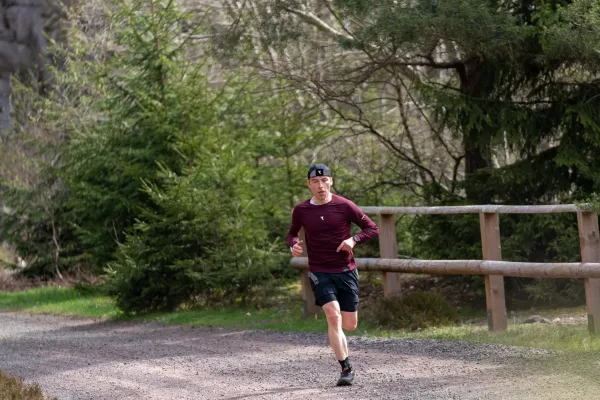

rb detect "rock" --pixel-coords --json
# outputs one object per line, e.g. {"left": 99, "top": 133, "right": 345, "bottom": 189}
{"left": 552, "top": 318, "right": 561, "bottom": 324}
{"left": 524, "top": 315, "right": 550, "bottom": 324}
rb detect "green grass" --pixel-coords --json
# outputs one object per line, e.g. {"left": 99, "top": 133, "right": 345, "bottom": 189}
{"left": 1, "top": 287, "right": 599, "bottom": 352}
{"left": 139, "top": 307, "right": 328, "bottom": 332}
{"left": 0, "top": 287, "right": 117, "bottom": 319}
{"left": 383, "top": 323, "right": 600, "bottom": 352}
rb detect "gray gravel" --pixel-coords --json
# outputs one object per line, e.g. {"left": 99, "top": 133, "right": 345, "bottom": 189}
{"left": 0, "top": 312, "right": 598, "bottom": 399}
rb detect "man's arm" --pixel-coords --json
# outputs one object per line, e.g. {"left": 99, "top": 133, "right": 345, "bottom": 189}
{"left": 286, "top": 207, "right": 302, "bottom": 248}
{"left": 346, "top": 201, "right": 379, "bottom": 244}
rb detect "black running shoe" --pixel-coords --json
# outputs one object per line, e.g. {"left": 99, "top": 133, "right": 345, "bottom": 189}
{"left": 336, "top": 368, "right": 355, "bottom": 386}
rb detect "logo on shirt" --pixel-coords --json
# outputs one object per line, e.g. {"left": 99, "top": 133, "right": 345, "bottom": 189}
{"left": 320, "top": 216, "right": 324, "bottom": 220}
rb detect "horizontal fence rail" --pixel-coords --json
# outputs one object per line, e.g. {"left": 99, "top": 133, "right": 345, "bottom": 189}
{"left": 291, "top": 203, "right": 600, "bottom": 335}
{"left": 359, "top": 204, "right": 582, "bottom": 215}
{"left": 291, "top": 258, "right": 600, "bottom": 280}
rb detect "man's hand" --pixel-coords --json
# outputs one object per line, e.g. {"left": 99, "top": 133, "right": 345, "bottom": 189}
{"left": 336, "top": 237, "right": 355, "bottom": 254}
{"left": 291, "top": 240, "right": 304, "bottom": 257}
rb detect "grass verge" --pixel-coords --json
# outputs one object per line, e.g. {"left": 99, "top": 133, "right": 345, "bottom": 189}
{"left": 0, "top": 371, "right": 56, "bottom": 400}
{"left": 383, "top": 322, "right": 600, "bottom": 352}
{"left": 0, "top": 287, "right": 117, "bottom": 319}
{"left": 1, "top": 287, "right": 600, "bottom": 352}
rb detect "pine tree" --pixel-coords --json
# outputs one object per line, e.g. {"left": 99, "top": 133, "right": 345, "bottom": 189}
{"left": 63, "top": 0, "right": 201, "bottom": 266}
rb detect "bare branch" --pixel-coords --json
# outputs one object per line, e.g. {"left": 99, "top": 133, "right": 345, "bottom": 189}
{"left": 396, "top": 76, "right": 461, "bottom": 159}
{"left": 395, "top": 84, "right": 428, "bottom": 185}
{"left": 321, "top": 95, "right": 440, "bottom": 185}
{"left": 280, "top": 6, "right": 353, "bottom": 43}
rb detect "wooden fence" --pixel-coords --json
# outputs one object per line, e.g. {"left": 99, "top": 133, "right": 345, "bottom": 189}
{"left": 290, "top": 204, "right": 600, "bottom": 335}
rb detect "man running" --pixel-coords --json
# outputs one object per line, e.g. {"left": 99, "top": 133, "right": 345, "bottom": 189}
{"left": 287, "top": 163, "right": 379, "bottom": 386}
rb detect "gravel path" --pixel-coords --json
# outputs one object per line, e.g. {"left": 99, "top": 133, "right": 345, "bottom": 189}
{"left": 0, "top": 312, "right": 598, "bottom": 399}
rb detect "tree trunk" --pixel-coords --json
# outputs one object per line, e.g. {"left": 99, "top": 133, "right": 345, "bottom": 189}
{"left": 464, "top": 140, "right": 488, "bottom": 175}
{"left": 459, "top": 58, "right": 493, "bottom": 202}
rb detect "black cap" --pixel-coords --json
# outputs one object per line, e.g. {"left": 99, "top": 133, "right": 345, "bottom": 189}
{"left": 307, "top": 163, "right": 331, "bottom": 179}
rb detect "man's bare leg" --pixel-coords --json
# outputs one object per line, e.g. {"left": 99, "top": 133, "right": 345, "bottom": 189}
{"left": 322, "top": 301, "right": 347, "bottom": 360}
{"left": 341, "top": 310, "right": 358, "bottom": 354}
{"left": 341, "top": 311, "right": 358, "bottom": 331}
{"left": 322, "top": 303, "right": 358, "bottom": 386}
{"left": 341, "top": 311, "right": 358, "bottom": 356}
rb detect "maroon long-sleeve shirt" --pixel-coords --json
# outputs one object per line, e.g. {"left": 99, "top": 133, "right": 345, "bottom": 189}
{"left": 287, "top": 194, "right": 379, "bottom": 273}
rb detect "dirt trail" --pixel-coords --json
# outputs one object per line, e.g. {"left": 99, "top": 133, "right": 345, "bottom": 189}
{"left": 0, "top": 312, "right": 597, "bottom": 399}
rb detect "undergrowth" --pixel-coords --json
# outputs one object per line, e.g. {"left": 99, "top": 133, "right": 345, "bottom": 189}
{"left": 0, "top": 371, "right": 56, "bottom": 400}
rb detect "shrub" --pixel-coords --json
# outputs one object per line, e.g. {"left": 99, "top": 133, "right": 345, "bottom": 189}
{"left": 363, "top": 291, "right": 458, "bottom": 331}
{"left": 106, "top": 135, "right": 285, "bottom": 314}
{"left": 524, "top": 278, "right": 585, "bottom": 308}
{"left": 0, "top": 371, "right": 56, "bottom": 400}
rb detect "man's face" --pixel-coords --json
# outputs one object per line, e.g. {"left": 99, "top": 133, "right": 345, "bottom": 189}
{"left": 307, "top": 176, "right": 332, "bottom": 200}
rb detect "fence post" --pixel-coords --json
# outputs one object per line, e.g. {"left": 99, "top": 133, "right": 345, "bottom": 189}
{"left": 378, "top": 214, "right": 401, "bottom": 296}
{"left": 298, "top": 229, "right": 321, "bottom": 318}
{"left": 577, "top": 211, "right": 600, "bottom": 335}
{"left": 479, "top": 212, "right": 507, "bottom": 332}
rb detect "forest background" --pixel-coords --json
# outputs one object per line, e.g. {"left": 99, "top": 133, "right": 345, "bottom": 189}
{"left": 2, "top": 0, "right": 600, "bottom": 320}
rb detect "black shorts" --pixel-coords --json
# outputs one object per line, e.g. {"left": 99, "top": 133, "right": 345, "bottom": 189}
{"left": 308, "top": 269, "right": 359, "bottom": 312}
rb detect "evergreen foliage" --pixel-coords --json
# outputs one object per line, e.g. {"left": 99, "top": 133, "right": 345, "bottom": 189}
{"left": 2, "top": 0, "right": 332, "bottom": 312}
{"left": 62, "top": 0, "right": 195, "bottom": 267}
{"left": 5, "top": 0, "right": 600, "bottom": 311}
